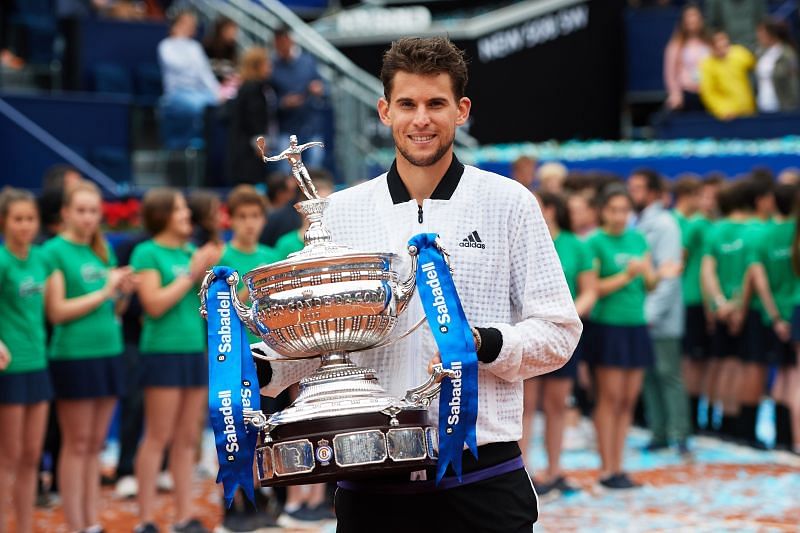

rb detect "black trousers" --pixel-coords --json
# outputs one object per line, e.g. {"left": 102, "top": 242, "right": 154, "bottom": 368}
{"left": 335, "top": 443, "right": 538, "bottom": 533}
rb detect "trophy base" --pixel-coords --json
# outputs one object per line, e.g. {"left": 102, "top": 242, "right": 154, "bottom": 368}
{"left": 256, "top": 408, "right": 438, "bottom": 487}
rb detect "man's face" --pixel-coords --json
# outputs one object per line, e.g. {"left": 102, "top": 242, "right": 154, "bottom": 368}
{"left": 377, "top": 71, "right": 470, "bottom": 168}
{"left": 275, "top": 34, "right": 293, "bottom": 60}
{"left": 712, "top": 32, "right": 730, "bottom": 57}
{"left": 627, "top": 174, "right": 652, "bottom": 212}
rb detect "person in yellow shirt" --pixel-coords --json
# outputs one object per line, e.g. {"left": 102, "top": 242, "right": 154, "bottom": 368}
{"left": 700, "top": 31, "right": 756, "bottom": 120}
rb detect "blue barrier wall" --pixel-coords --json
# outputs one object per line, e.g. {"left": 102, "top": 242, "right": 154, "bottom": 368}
{"left": 1, "top": 92, "right": 133, "bottom": 184}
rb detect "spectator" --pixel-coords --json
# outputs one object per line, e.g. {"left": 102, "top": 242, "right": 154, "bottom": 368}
{"left": 203, "top": 16, "right": 239, "bottom": 82}
{"left": 699, "top": 31, "right": 756, "bottom": 120}
{"left": 664, "top": 3, "right": 711, "bottom": 112}
{"left": 227, "top": 47, "right": 280, "bottom": 185}
{"left": 511, "top": 155, "right": 537, "bottom": 189}
{"left": 628, "top": 169, "right": 690, "bottom": 454}
{"left": 157, "top": 10, "right": 221, "bottom": 140}
{"left": 131, "top": 188, "right": 220, "bottom": 533}
{"left": 259, "top": 172, "right": 302, "bottom": 247}
{"left": 43, "top": 181, "right": 135, "bottom": 533}
{"left": 705, "top": 0, "right": 767, "bottom": 51}
{"left": 778, "top": 167, "right": 800, "bottom": 185}
{"left": 0, "top": 188, "right": 53, "bottom": 533}
{"left": 567, "top": 190, "right": 598, "bottom": 237}
{"left": 537, "top": 162, "right": 568, "bottom": 194}
{"left": 271, "top": 26, "right": 327, "bottom": 170}
{"left": 755, "top": 18, "right": 800, "bottom": 113}
{"left": 273, "top": 174, "right": 334, "bottom": 259}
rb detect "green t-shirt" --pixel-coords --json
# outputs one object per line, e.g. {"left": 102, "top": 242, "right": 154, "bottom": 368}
{"left": 553, "top": 231, "right": 594, "bottom": 300}
{"left": 43, "top": 235, "right": 122, "bottom": 360}
{"left": 676, "top": 212, "right": 711, "bottom": 306}
{"left": 750, "top": 220, "right": 796, "bottom": 323}
{"left": 274, "top": 230, "right": 305, "bottom": 260}
{"left": 130, "top": 240, "right": 206, "bottom": 354}
{"left": 219, "top": 243, "right": 281, "bottom": 343}
{"left": 0, "top": 246, "right": 52, "bottom": 373}
{"left": 703, "top": 218, "right": 750, "bottom": 303}
{"left": 588, "top": 229, "right": 649, "bottom": 326}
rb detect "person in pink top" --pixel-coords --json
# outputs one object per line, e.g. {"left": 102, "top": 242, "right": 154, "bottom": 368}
{"left": 664, "top": 4, "right": 712, "bottom": 112}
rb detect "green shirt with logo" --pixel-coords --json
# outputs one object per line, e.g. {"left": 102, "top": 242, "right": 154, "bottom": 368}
{"left": 42, "top": 235, "right": 122, "bottom": 360}
{"left": 749, "top": 220, "right": 796, "bottom": 323}
{"left": 553, "top": 231, "right": 594, "bottom": 300}
{"left": 588, "top": 229, "right": 649, "bottom": 326}
{"left": 130, "top": 240, "right": 206, "bottom": 354}
{"left": 703, "top": 218, "right": 750, "bottom": 303}
{"left": 219, "top": 243, "right": 281, "bottom": 344}
{"left": 274, "top": 230, "right": 305, "bottom": 260}
{"left": 0, "top": 245, "right": 52, "bottom": 373}
{"left": 675, "top": 212, "right": 711, "bottom": 306}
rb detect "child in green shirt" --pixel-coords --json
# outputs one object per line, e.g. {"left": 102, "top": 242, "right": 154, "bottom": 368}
{"left": 130, "top": 188, "right": 220, "bottom": 533}
{"left": 0, "top": 188, "right": 53, "bottom": 533}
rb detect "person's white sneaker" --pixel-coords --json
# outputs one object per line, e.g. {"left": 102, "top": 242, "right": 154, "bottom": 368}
{"left": 157, "top": 471, "right": 174, "bottom": 492}
{"left": 115, "top": 475, "right": 138, "bottom": 499}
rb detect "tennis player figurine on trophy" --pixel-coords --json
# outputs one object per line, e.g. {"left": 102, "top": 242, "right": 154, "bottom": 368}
{"left": 200, "top": 135, "right": 478, "bottom": 497}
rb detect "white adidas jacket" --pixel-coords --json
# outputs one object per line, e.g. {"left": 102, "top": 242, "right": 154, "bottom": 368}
{"left": 257, "top": 159, "right": 581, "bottom": 445}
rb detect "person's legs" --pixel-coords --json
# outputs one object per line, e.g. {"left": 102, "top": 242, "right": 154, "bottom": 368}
{"left": 136, "top": 388, "right": 181, "bottom": 524}
{"left": 657, "top": 338, "right": 690, "bottom": 442}
{"left": 0, "top": 404, "right": 24, "bottom": 533}
{"left": 783, "top": 363, "right": 800, "bottom": 451}
{"left": 56, "top": 399, "right": 95, "bottom": 530}
{"left": 738, "top": 362, "right": 767, "bottom": 443}
{"left": 170, "top": 387, "right": 206, "bottom": 524}
{"left": 84, "top": 398, "right": 118, "bottom": 527}
{"left": 116, "top": 344, "right": 143, "bottom": 479}
{"left": 14, "top": 402, "right": 48, "bottom": 533}
{"left": 611, "top": 369, "right": 645, "bottom": 474}
{"left": 642, "top": 351, "right": 667, "bottom": 444}
{"left": 593, "top": 367, "right": 625, "bottom": 478}
{"left": 541, "top": 377, "right": 572, "bottom": 481}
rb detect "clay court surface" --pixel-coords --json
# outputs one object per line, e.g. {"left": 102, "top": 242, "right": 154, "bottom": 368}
{"left": 22, "top": 425, "right": 800, "bottom": 532}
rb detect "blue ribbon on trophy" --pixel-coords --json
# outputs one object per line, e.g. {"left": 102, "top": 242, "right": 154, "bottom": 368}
{"left": 206, "top": 266, "right": 261, "bottom": 506}
{"left": 408, "top": 233, "right": 478, "bottom": 483}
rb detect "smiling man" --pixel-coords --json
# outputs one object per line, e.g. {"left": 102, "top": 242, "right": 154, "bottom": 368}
{"left": 257, "top": 36, "right": 581, "bottom": 532}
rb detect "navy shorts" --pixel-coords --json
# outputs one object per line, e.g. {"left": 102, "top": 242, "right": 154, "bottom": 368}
{"left": 50, "top": 356, "right": 125, "bottom": 399}
{"left": 769, "top": 330, "right": 797, "bottom": 367}
{"left": 712, "top": 320, "right": 740, "bottom": 359}
{"left": 140, "top": 352, "right": 207, "bottom": 388}
{"left": 585, "top": 324, "right": 654, "bottom": 369}
{"left": 0, "top": 369, "right": 53, "bottom": 404}
{"left": 741, "top": 310, "right": 772, "bottom": 365}
{"left": 682, "top": 305, "right": 712, "bottom": 360}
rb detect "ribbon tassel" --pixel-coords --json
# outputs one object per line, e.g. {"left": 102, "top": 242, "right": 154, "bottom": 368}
{"left": 206, "top": 266, "right": 261, "bottom": 507}
{"left": 409, "top": 234, "right": 479, "bottom": 483}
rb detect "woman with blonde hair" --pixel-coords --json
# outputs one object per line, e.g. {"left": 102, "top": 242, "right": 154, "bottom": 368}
{"left": 227, "top": 46, "right": 279, "bottom": 184}
{"left": 43, "top": 180, "right": 135, "bottom": 532}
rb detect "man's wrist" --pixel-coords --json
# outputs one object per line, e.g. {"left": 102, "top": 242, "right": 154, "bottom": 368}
{"left": 474, "top": 327, "right": 503, "bottom": 364}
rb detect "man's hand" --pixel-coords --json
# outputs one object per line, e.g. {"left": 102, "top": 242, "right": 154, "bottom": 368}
{"left": 428, "top": 352, "right": 441, "bottom": 374}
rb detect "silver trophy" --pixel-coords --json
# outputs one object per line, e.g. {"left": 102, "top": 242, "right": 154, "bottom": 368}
{"left": 200, "top": 135, "right": 453, "bottom": 486}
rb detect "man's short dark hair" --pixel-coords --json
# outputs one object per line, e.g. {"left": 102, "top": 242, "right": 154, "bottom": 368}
{"left": 380, "top": 37, "right": 469, "bottom": 101}
{"left": 630, "top": 168, "right": 664, "bottom": 193}
{"left": 672, "top": 175, "right": 702, "bottom": 200}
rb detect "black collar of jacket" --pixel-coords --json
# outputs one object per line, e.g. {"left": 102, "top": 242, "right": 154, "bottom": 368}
{"left": 387, "top": 154, "right": 465, "bottom": 205}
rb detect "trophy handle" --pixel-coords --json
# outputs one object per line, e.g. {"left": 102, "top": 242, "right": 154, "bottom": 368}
{"left": 402, "top": 363, "right": 456, "bottom": 408}
{"left": 199, "top": 270, "right": 260, "bottom": 334}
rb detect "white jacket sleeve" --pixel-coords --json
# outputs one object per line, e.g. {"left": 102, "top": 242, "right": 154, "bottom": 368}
{"left": 253, "top": 341, "right": 317, "bottom": 398}
{"left": 482, "top": 193, "right": 582, "bottom": 382}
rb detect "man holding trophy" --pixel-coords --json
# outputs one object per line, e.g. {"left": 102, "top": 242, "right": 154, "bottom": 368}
{"left": 248, "top": 37, "right": 582, "bottom": 531}
{"left": 201, "top": 35, "right": 580, "bottom": 532}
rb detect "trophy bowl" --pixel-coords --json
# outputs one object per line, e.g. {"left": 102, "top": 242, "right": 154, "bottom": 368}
{"left": 200, "top": 137, "right": 453, "bottom": 486}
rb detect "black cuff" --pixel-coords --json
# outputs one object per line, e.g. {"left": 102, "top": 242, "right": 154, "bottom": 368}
{"left": 254, "top": 356, "right": 272, "bottom": 387}
{"left": 475, "top": 327, "right": 503, "bottom": 364}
